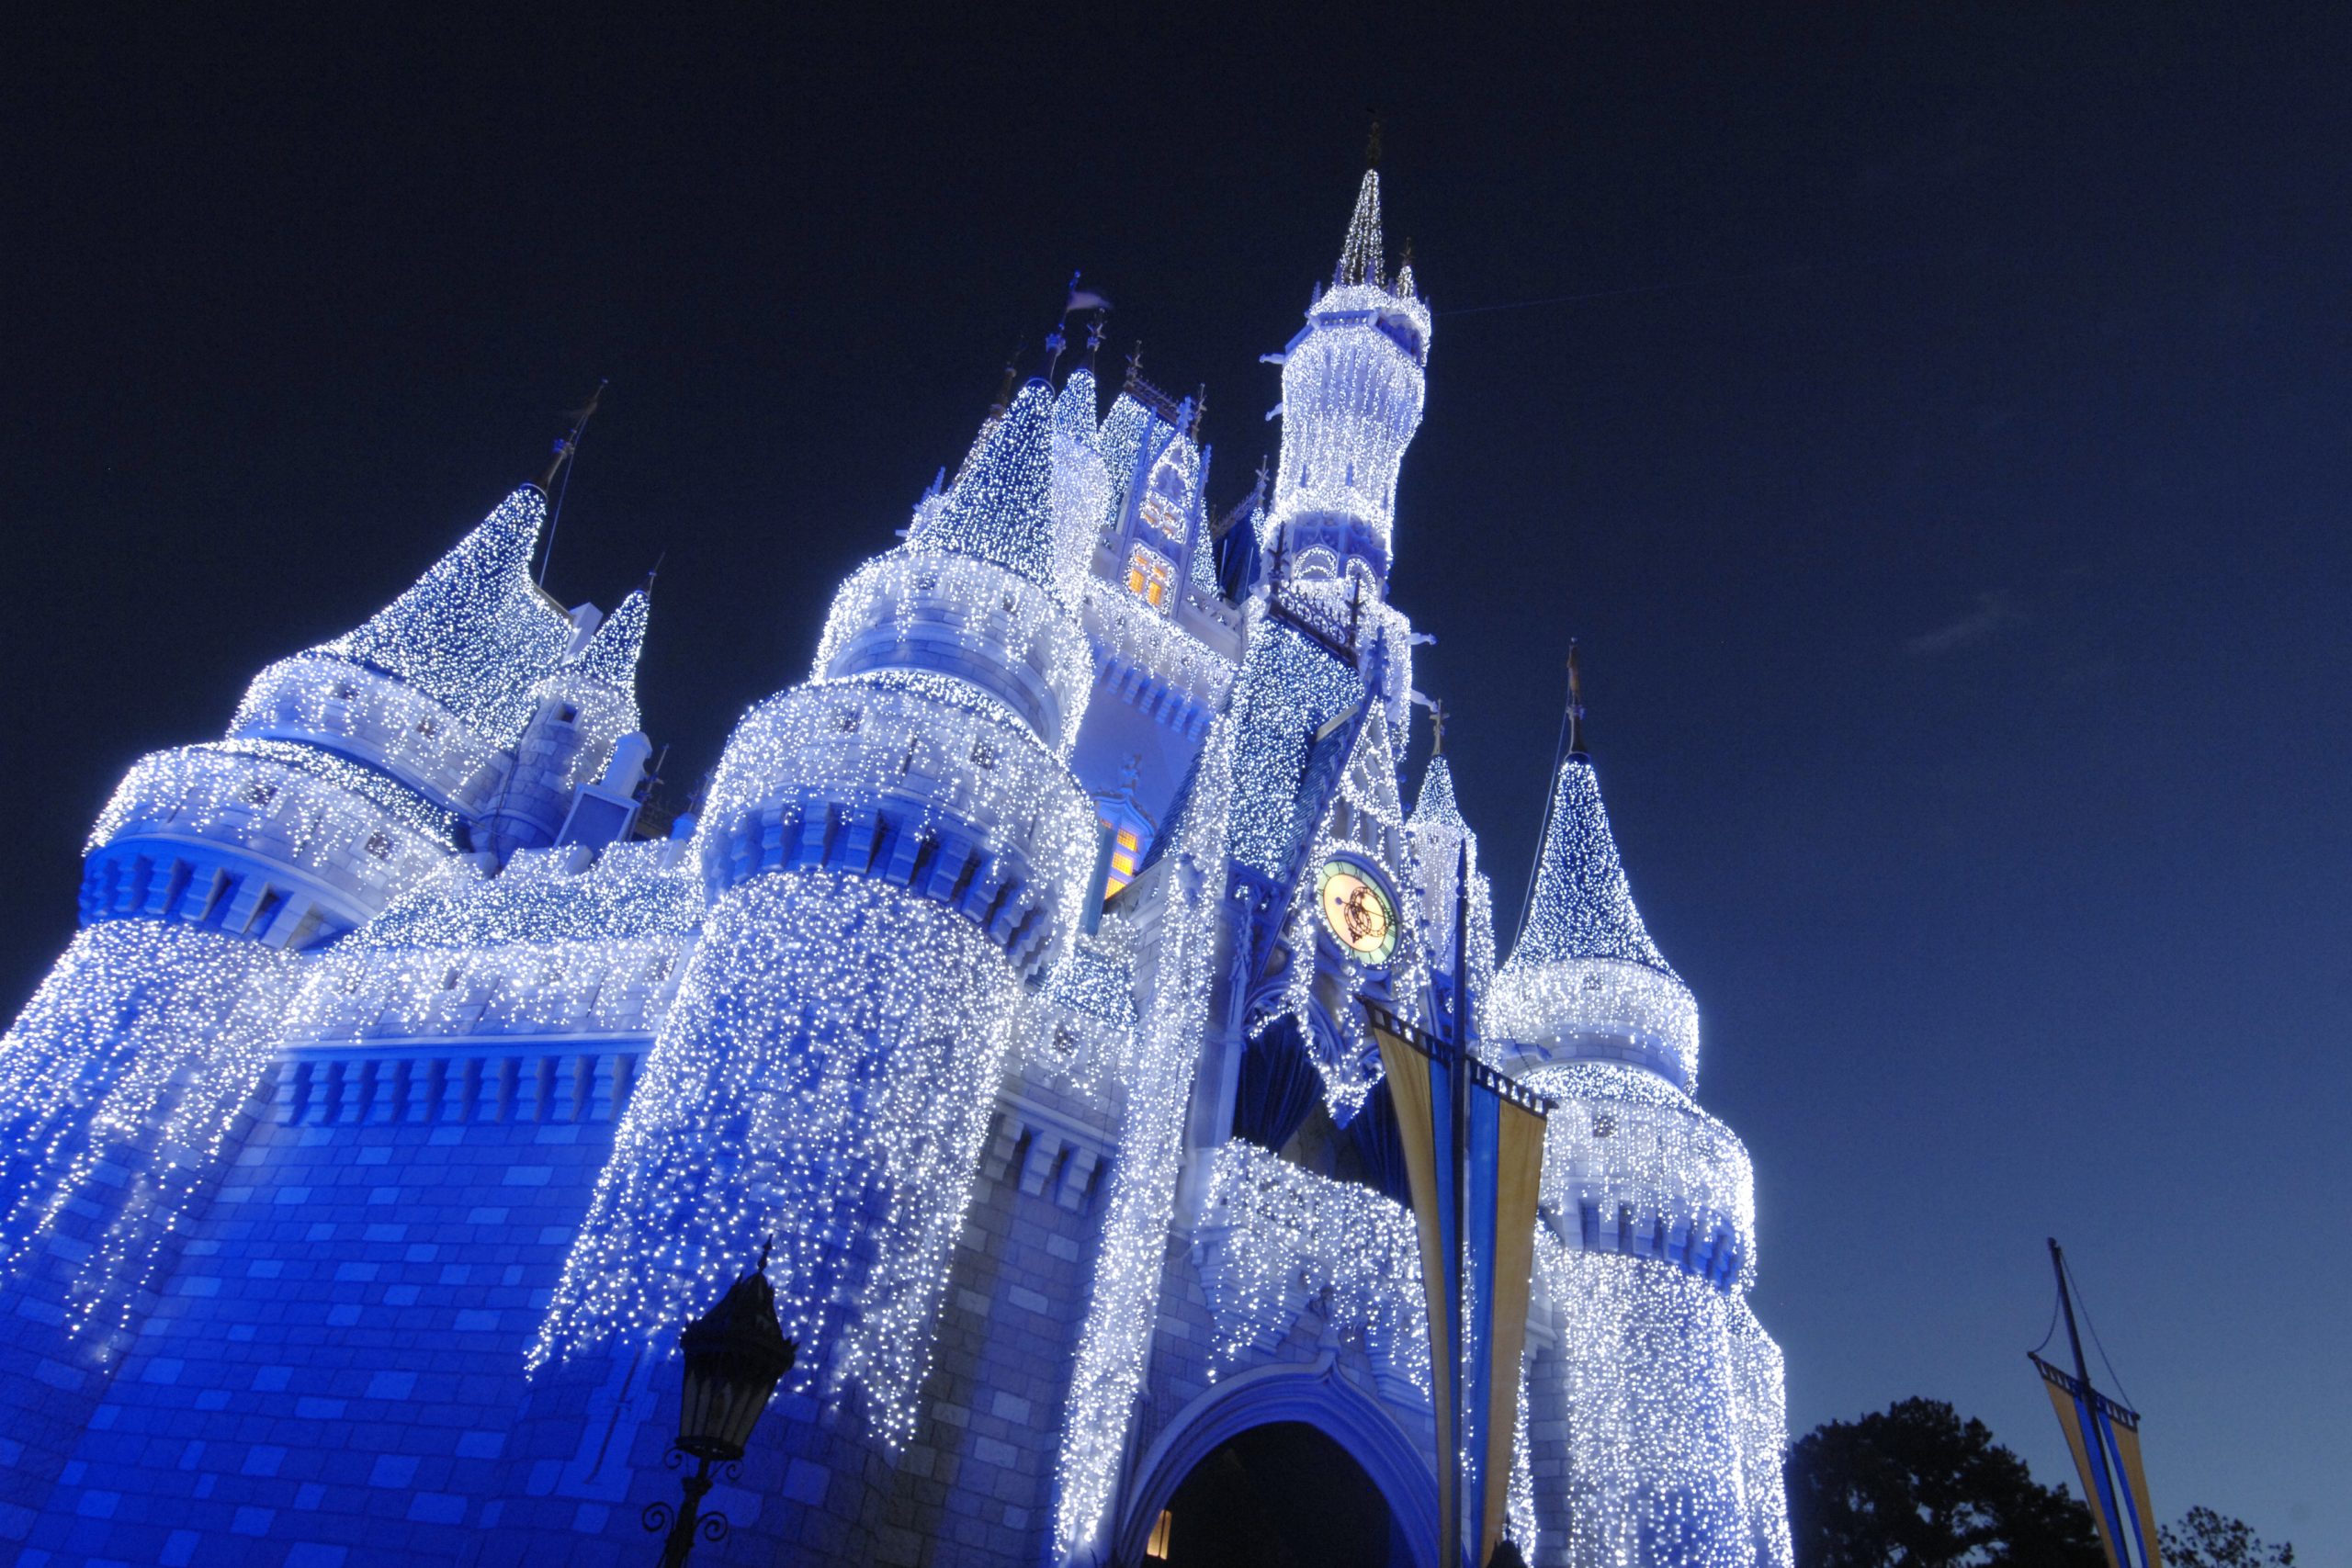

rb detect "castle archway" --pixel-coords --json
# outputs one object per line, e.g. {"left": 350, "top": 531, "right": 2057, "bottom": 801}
{"left": 1115, "top": 1354, "right": 1436, "bottom": 1568}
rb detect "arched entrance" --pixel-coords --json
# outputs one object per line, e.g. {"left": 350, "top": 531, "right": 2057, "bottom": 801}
{"left": 1149, "top": 1420, "right": 1408, "bottom": 1566}
{"left": 1115, "top": 1354, "right": 1437, "bottom": 1568}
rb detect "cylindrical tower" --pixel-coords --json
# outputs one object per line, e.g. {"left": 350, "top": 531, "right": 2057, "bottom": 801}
{"left": 0, "top": 478, "right": 644, "bottom": 1524}
{"left": 1265, "top": 165, "right": 1433, "bottom": 592}
{"left": 533, "top": 369, "right": 1104, "bottom": 1458}
{"left": 1487, "top": 746, "right": 1791, "bottom": 1568}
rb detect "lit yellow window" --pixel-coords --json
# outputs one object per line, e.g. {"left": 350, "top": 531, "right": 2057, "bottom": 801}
{"left": 1125, "top": 544, "right": 1173, "bottom": 611}
{"left": 1147, "top": 1509, "right": 1175, "bottom": 1560}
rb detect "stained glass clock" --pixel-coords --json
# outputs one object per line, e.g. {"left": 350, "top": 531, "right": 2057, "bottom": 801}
{"left": 1316, "top": 859, "right": 1397, "bottom": 964}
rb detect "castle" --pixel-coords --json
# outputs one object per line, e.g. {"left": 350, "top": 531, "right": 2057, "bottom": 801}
{"left": 0, "top": 168, "right": 1791, "bottom": 1568}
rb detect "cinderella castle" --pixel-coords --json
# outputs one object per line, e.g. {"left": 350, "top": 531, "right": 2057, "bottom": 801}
{"left": 0, "top": 166, "right": 1789, "bottom": 1568}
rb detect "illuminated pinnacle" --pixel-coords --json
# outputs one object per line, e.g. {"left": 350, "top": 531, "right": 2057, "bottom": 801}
{"left": 1335, "top": 168, "right": 1385, "bottom": 289}
{"left": 1505, "top": 754, "right": 1677, "bottom": 979}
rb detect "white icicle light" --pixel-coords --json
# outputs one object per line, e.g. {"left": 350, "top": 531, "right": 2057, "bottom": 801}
{"left": 311, "top": 486, "right": 578, "bottom": 748}
{"left": 1052, "top": 712, "right": 1233, "bottom": 1560}
{"left": 1200, "top": 1142, "right": 1429, "bottom": 1395}
{"left": 0, "top": 922, "right": 298, "bottom": 1350}
{"left": 529, "top": 871, "right": 1023, "bottom": 1449}
{"left": 1267, "top": 169, "right": 1432, "bottom": 574}
{"left": 1535, "top": 1245, "right": 1789, "bottom": 1568}
{"left": 1489, "top": 755, "right": 1701, "bottom": 1089}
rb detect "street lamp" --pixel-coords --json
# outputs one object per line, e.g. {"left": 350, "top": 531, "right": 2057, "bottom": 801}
{"left": 644, "top": 1242, "right": 797, "bottom": 1565}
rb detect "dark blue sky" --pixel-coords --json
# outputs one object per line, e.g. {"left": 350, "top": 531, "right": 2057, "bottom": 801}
{"left": 7, "top": 7, "right": 2346, "bottom": 1558}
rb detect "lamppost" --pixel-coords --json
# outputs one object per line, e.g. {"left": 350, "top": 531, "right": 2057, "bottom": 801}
{"left": 643, "top": 1242, "right": 797, "bottom": 1566}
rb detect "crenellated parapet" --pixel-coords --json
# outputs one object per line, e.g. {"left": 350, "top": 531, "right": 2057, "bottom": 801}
{"left": 1525, "top": 1061, "right": 1756, "bottom": 1293}
{"left": 81, "top": 739, "right": 459, "bottom": 947}
{"left": 694, "top": 675, "right": 1094, "bottom": 981}
{"left": 815, "top": 553, "right": 1096, "bottom": 756}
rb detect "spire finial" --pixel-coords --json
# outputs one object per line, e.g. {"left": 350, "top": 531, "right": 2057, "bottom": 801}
{"left": 1080, "top": 311, "right": 1107, "bottom": 374}
{"left": 988, "top": 351, "right": 1020, "bottom": 419}
{"left": 1566, "top": 639, "right": 1586, "bottom": 755}
{"left": 1366, "top": 111, "right": 1383, "bottom": 170}
{"left": 1430, "top": 697, "right": 1447, "bottom": 756}
{"left": 1039, "top": 324, "right": 1069, "bottom": 383}
{"left": 536, "top": 378, "right": 607, "bottom": 589}
{"left": 1124, "top": 342, "right": 1143, "bottom": 391}
{"left": 537, "top": 379, "right": 605, "bottom": 493}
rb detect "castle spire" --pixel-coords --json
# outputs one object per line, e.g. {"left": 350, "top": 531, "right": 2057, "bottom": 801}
{"left": 914, "top": 379, "right": 1065, "bottom": 590}
{"left": 312, "top": 486, "right": 575, "bottom": 743}
{"left": 1505, "top": 753, "right": 1676, "bottom": 979}
{"left": 1335, "top": 165, "right": 1385, "bottom": 288}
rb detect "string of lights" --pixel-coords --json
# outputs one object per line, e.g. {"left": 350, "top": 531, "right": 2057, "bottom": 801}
{"left": 1051, "top": 711, "right": 1233, "bottom": 1560}
{"left": 0, "top": 923, "right": 297, "bottom": 1350}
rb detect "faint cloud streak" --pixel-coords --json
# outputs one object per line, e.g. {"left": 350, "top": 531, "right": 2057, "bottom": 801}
{"left": 1905, "top": 591, "right": 2024, "bottom": 656}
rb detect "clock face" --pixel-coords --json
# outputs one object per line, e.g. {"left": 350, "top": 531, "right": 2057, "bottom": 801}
{"left": 1317, "top": 860, "right": 1398, "bottom": 964}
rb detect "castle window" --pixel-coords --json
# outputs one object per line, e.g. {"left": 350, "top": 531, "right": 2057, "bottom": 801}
{"left": 1103, "top": 823, "right": 1142, "bottom": 898}
{"left": 1139, "top": 487, "right": 1184, "bottom": 543}
{"left": 415, "top": 717, "right": 438, "bottom": 738}
{"left": 1125, "top": 543, "right": 1173, "bottom": 612}
{"left": 334, "top": 682, "right": 359, "bottom": 701}
{"left": 557, "top": 705, "right": 580, "bottom": 725}
{"left": 363, "top": 830, "right": 391, "bottom": 861}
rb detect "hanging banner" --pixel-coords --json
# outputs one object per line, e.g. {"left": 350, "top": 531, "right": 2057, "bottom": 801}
{"left": 2030, "top": 1353, "right": 2163, "bottom": 1568}
{"left": 1366, "top": 1000, "right": 1547, "bottom": 1568}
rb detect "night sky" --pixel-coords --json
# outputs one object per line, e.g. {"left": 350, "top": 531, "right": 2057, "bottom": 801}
{"left": 8, "top": 7, "right": 2348, "bottom": 1558}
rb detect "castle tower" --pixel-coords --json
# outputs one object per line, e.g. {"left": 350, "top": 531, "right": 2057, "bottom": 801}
{"left": 1264, "top": 162, "right": 1433, "bottom": 593}
{"left": 1487, "top": 748, "right": 1701, "bottom": 1089}
{"left": 1485, "top": 734, "right": 1791, "bottom": 1568}
{"left": 531, "top": 362, "right": 1103, "bottom": 1551}
{"left": 0, "top": 478, "right": 648, "bottom": 1532}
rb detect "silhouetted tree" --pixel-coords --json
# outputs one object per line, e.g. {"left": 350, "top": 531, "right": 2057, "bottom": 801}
{"left": 1786, "top": 1398, "right": 2103, "bottom": 1568}
{"left": 2160, "top": 1507, "right": 2294, "bottom": 1568}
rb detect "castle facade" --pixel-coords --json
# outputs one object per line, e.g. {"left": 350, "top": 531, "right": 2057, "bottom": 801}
{"left": 0, "top": 169, "right": 1789, "bottom": 1568}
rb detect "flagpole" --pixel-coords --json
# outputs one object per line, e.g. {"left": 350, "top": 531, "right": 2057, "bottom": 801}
{"left": 1450, "top": 838, "right": 1473, "bottom": 1568}
{"left": 2050, "top": 1238, "right": 2131, "bottom": 1568}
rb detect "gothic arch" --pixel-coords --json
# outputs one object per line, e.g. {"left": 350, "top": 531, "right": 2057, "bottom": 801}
{"left": 1113, "top": 1352, "right": 1438, "bottom": 1568}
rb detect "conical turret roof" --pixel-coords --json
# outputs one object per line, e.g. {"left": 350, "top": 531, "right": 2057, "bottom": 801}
{"left": 915, "top": 379, "right": 1064, "bottom": 590}
{"left": 1408, "top": 752, "right": 1468, "bottom": 834}
{"left": 1503, "top": 754, "right": 1677, "bottom": 980}
{"left": 566, "top": 585, "right": 649, "bottom": 690}
{"left": 314, "top": 485, "right": 574, "bottom": 741}
{"left": 1336, "top": 168, "right": 1385, "bottom": 288}
{"left": 1488, "top": 750, "right": 1699, "bottom": 1089}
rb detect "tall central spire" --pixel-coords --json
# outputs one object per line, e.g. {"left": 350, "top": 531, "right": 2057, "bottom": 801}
{"left": 1335, "top": 167, "right": 1385, "bottom": 288}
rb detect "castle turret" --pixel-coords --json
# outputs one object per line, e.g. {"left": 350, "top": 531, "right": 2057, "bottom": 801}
{"left": 1264, "top": 164, "right": 1432, "bottom": 592}
{"left": 1486, "top": 749, "right": 1701, "bottom": 1091}
{"left": 1405, "top": 749, "right": 1497, "bottom": 1041}
{"left": 231, "top": 486, "right": 651, "bottom": 855}
{"left": 0, "top": 474, "right": 631, "bottom": 1526}
{"left": 478, "top": 585, "right": 653, "bottom": 856}
{"left": 535, "top": 356, "right": 1102, "bottom": 1479}
{"left": 1482, "top": 705, "right": 1788, "bottom": 1568}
